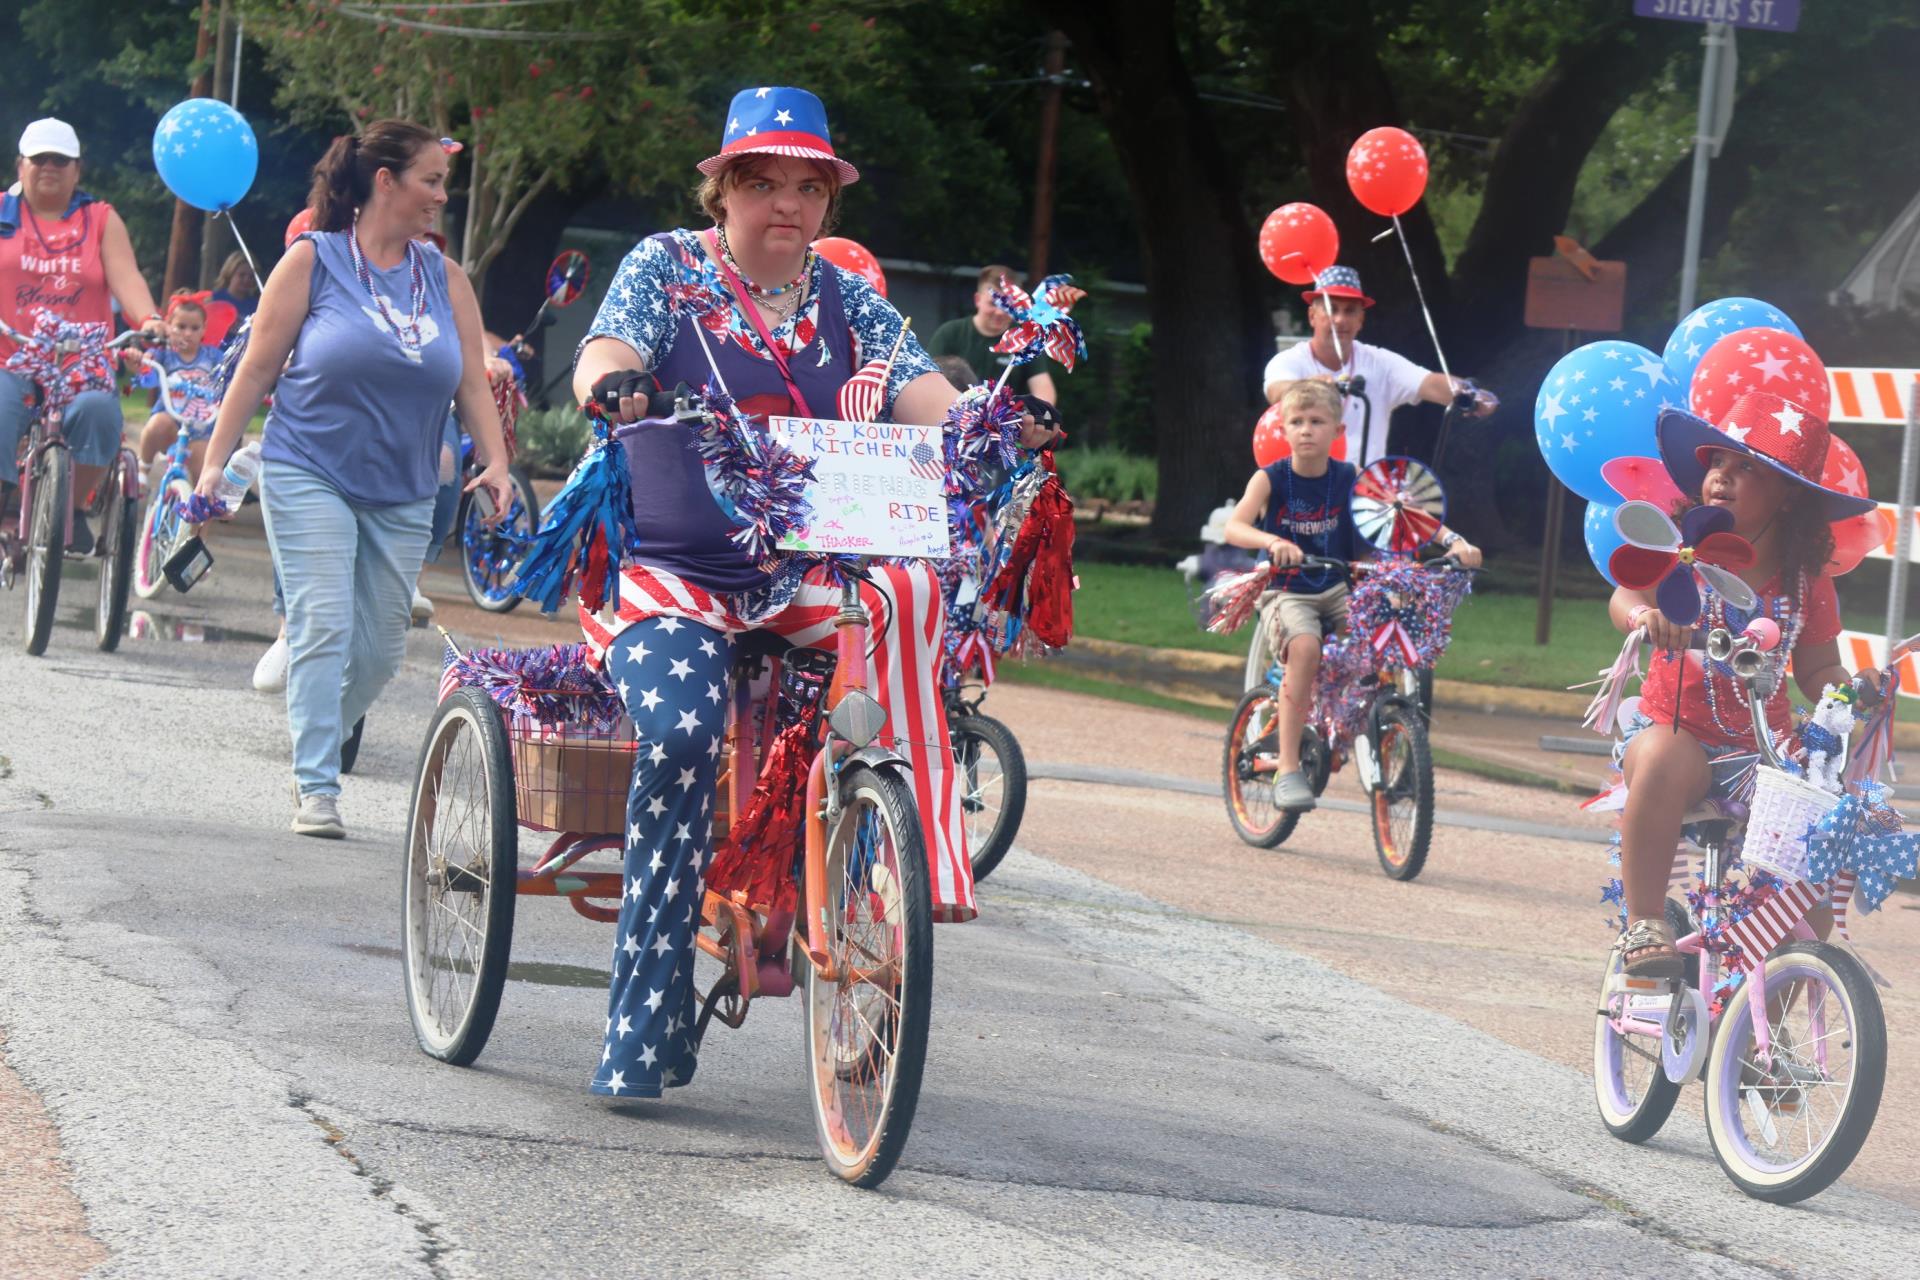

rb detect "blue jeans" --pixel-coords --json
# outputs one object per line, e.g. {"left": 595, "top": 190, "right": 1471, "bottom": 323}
{"left": 261, "top": 460, "right": 434, "bottom": 797}
{"left": 0, "top": 371, "right": 123, "bottom": 484}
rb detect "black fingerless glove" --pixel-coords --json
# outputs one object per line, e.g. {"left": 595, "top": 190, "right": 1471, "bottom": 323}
{"left": 588, "top": 369, "right": 654, "bottom": 416}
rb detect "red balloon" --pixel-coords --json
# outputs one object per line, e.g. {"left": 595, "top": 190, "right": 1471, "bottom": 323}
{"left": 284, "top": 207, "right": 315, "bottom": 248}
{"left": 1822, "top": 432, "right": 1868, "bottom": 498}
{"left": 1253, "top": 402, "right": 1349, "bottom": 467}
{"left": 1688, "top": 327, "right": 1829, "bottom": 424}
{"left": 812, "top": 236, "right": 887, "bottom": 297}
{"left": 1259, "top": 203, "right": 1339, "bottom": 285}
{"left": 1346, "top": 127, "right": 1429, "bottom": 218}
{"left": 1828, "top": 508, "right": 1892, "bottom": 577}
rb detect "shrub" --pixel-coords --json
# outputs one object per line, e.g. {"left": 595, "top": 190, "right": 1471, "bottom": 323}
{"left": 516, "top": 406, "right": 592, "bottom": 477}
{"left": 1057, "top": 445, "right": 1157, "bottom": 505}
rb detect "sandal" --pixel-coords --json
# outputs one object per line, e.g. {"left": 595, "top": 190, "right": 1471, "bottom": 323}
{"left": 1619, "top": 917, "right": 1684, "bottom": 979}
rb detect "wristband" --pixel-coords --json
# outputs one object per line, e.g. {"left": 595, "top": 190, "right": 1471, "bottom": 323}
{"left": 1438, "top": 530, "right": 1461, "bottom": 548}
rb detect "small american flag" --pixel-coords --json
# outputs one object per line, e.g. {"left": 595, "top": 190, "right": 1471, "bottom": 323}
{"left": 436, "top": 631, "right": 464, "bottom": 704}
{"left": 1724, "top": 876, "right": 1827, "bottom": 972}
{"left": 837, "top": 357, "right": 889, "bottom": 423}
{"left": 909, "top": 441, "right": 944, "bottom": 481}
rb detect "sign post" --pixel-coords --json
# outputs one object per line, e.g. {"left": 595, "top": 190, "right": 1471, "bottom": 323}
{"left": 1888, "top": 379, "right": 1920, "bottom": 648}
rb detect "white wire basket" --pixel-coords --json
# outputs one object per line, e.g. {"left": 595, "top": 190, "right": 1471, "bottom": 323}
{"left": 1741, "top": 765, "right": 1842, "bottom": 883}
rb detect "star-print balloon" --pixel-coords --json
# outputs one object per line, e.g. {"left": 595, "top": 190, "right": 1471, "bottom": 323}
{"left": 1662, "top": 297, "right": 1801, "bottom": 392}
{"left": 152, "top": 97, "right": 258, "bottom": 212}
{"left": 1345, "top": 127, "right": 1429, "bottom": 217}
{"left": 1534, "top": 339, "right": 1675, "bottom": 505}
{"left": 1609, "top": 501, "right": 1757, "bottom": 626}
{"left": 1689, "top": 327, "right": 1829, "bottom": 424}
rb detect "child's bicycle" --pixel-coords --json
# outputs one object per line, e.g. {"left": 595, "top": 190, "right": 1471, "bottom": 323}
{"left": 131, "top": 354, "right": 221, "bottom": 602}
{"left": 1593, "top": 623, "right": 1907, "bottom": 1203}
{"left": 943, "top": 678, "right": 1027, "bottom": 883}
{"left": 402, "top": 560, "right": 934, "bottom": 1187}
{"left": 0, "top": 315, "right": 148, "bottom": 654}
{"left": 1220, "top": 554, "right": 1470, "bottom": 879}
{"left": 453, "top": 374, "right": 542, "bottom": 614}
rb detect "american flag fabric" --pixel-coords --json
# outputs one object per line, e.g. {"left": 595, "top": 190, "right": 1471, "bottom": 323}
{"left": 909, "top": 441, "right": 943, "bottom": 482}
{"left": 1724, "top": 876, "right": 1827, "bottom": 972}
{"left": 698, "top": 86, "right": 859, "bottom": 186}
{"left": 436, "top": 632, "right": 463, "bottom": 703}
{"left": 836, "top": 356, "right": 889, "bottom": 423}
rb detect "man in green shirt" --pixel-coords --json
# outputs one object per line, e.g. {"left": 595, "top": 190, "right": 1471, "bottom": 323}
{"left": 926, "top": 263, "right": 1059, "bottom": 402}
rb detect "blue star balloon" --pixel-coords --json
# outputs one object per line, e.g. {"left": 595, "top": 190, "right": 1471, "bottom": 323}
{"left": 1583, "top": 499, "right": 1628, "bottom": 587}
{"left": 1534, "top": 340, "right": 1674, "bottom": 505}
{"left": 153, "top": 98, "right": 259, "bottom": 212}
{"left": 1662, "top": 297, "right": 1801, "bottom": 393}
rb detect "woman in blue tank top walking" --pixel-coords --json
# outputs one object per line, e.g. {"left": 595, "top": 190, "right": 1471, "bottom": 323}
{"left": 199, "top": 120, "right": 514, "bottom": 838}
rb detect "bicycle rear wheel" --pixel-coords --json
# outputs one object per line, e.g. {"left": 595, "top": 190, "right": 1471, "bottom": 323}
{"left": 1703, "top": 940, "right": 1886, "bottom": 1202}
{"left": 96, "top": 490, "right": 136, "bottom": 651}
{"left": 1370, "top": 701, "right": 1434, "bottom": 881}
{"left": 133, "top": 476, "right": 190, "bottom": 599}
{"left": 805, "top": 761, "right": 932, "bottom": 1187}
{"left": 22, "top": 446, "right": 69, "bottom": 656}
{"left": 1223, "top": 686, "right": 1300, "bottom": 847}
{"left": 951, "top": 712, "right": 1027, "bottom": 883}
{"left": 403, "top": 688, "right": 519, "bottom": 1066}
{"left": 1593, "top": 898, "right": 1695, "bottom": 1142}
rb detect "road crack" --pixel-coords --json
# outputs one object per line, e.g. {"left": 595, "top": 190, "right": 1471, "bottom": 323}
{"left": 290, "top": 1094, "right": 459, "bottom": 1280}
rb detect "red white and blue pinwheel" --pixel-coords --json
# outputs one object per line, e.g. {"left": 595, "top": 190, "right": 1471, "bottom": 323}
{"left": 990, "top": 274, "right": 1088, "bottom": 372}
{"left": 1352, "top": 456, "right": 1446, "bottom": 554}
{"left": 1608, "top": 500, "right": 1756, "bottom": 626}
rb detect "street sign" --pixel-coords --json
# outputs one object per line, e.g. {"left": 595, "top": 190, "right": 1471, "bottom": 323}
{"left": 1632, "top": 0, "right": 1800, "bottom": 34}
{"left": 1524, "top": 256, "right": 1627, "bottom": 332}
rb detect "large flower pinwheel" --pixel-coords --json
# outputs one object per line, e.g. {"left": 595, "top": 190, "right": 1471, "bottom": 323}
{"left": 1608, "top": 501, "right": 1757, "bottom": 626}
{"left": 990, "top": 273, "right": 1088, "bottom": 372}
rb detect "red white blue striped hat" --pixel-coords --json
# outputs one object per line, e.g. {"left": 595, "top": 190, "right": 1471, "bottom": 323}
{"left": 1301, "top": 265, "right": 1375, "bottom": 308}
{"left": 697, "top": 87, "right": 859, "bottom": 186}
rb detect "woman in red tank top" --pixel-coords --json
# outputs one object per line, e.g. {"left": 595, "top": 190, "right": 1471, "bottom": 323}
{"left": 0, "top": 117, "right": 165, "bottom": 550}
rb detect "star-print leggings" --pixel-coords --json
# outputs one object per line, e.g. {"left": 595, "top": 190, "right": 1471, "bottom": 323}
{"left": 591, "top": 563, "right": 974, "bottom": 1099}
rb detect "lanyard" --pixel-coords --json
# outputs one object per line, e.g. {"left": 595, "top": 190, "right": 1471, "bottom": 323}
{"left": 704, "top": 228, "right": 814, "bottom": 418}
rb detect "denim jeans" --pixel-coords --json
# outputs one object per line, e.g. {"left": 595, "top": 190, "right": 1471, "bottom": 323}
{"left": 0, "top": 371, "right": 124, "bottom": 484}
{"left": 261, "top": 460, "right": 433, "bottom": 797}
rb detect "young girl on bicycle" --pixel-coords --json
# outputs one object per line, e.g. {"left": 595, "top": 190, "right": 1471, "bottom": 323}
{"left": 1613, "top": 390, "right": 1877, "bottom": 977}
{"left": 135, "top": 294, "right": 222, "bottom": 480}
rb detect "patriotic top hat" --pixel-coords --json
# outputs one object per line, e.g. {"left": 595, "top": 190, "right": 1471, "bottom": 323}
{"left": 697, "top": 87, "right": 859, "bottom": 186}
{"left": 1656, "top": 390, "right": 1875, "bottom": 522}
{"left": 1302, "top": 265, "right": 1374, "bottom": 308}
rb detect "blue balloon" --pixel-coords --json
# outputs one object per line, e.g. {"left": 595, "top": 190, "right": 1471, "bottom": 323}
{"left": 1583, "top": 499, "right": 1625, "bottom": 587}
{"left": 1662, "top": 297, "right": 1800, "bottom": 392}
{"left": 153, "top": 98, "right": 258, "bottom": 213}
{"left": 1534, "top": 339, "right": 1673, "bottom": 505}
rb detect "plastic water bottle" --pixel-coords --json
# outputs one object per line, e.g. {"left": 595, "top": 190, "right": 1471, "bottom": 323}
{"left": 211, "top": 441, "right": 262, "bottom": 515}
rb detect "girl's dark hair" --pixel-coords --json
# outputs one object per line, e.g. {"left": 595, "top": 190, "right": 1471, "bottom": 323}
{"left": 307, "top": 120, "right": 438, "bottom": 232}
{"left": 1777, "top": 496, "right": 1836, "bottom": 584}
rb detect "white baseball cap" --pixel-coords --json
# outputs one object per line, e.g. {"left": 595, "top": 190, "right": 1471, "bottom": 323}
{"left": 18, "top": 118, "right": 81, "bottom": 160}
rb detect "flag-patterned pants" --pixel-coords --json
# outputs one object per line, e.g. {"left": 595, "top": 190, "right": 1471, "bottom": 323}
{"left": 588, "top": 561, "right": 974, "bottom": 1099}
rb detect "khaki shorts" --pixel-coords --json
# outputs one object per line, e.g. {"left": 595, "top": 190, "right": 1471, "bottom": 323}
{"left": 1262, "top": 584, "right": 1349, "bottom": 647}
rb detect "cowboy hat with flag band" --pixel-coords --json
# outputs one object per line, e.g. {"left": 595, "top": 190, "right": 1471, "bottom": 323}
{"left": 1302, "top": 265, "right": 1375, "bottom": 309}
{"left": 698, "top": 87, "right": 859, "bottom": 186}
{"left": 1656, "top": 390, "right": 1876, "bottom": 524}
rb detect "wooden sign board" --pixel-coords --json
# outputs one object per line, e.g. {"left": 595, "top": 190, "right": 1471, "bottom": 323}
{"left": 1524, "top": 256, "right": 1627, "bottom": 333}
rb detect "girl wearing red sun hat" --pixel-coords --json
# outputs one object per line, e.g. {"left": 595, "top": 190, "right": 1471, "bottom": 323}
{"left": 1610, "top": 389, "right": 1875, "bottom": 978}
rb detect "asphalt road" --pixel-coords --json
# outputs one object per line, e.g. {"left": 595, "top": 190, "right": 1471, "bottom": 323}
{"left": 4, "top": 518, "right": 1920, "bottom": 1278}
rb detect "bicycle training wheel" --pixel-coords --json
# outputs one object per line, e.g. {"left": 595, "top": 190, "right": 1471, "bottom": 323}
{"left": 460, "top": 464, "right": 541, "bottom": 614}
{"left": 133, "top": 476, "right": 191, "bottom": 599}
{"left": 403, "top": 687, "right": 518, "bottom": 1066}
{"left": 96, "top": 491, "right": 136, "bottom": 651}
{"left": 1593, "top": 898, "right": 1696, "bottom": 1143}
{"left": 1223, "top": 687, "right": 1301, "bottom": 848}
{"left": 804, "top": 761, "right": 933, "bottom": 1187}
{"left": 951, "top": 712, "right": 1027, "bottom": 883}
{"left": 1702, "top": 940, "right": 1886, "bottom": 1203}
{"left": 22, "top": 447, "right": 69, "bottom": 656}
{"left": 1369, "top": 701, "right": 1434, "bottom": 881}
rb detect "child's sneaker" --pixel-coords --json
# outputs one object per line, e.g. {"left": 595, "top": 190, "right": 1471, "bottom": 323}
{"left": 1272, "top": 770, "right": 1316, "bottom": 812}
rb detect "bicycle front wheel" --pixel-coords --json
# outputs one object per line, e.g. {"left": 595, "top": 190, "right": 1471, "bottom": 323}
{"left": 460, "top": 464, "right": 540, "bottom": 614}
{"left": 133, "top": 476, "right": 190, "bottom": 599}
{"left": 951, "top": 712, "right": 1027, "bottom": 883}
{"left": 805, "top": 761, "right": 933, "bottom": 1188}
{"left": 96, "top": 490, "right": 136, "bottom": 651}
{"left": 23, "top": 446, "right": 69, "bottom": 656}
{"left": 1223, "top": 687, "right": 1299, "bottom": 848}
{"left": 403, "top": 688, "right": 518, "bottom": 1066}
{"left": 1370, "top": 701, "right": 1434, "bottom": 881}
{"left": 1703, "top": 940, "right": 1886, "bottom": 1203}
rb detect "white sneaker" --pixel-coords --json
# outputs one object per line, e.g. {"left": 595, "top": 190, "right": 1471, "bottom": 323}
{"left": 411, "top": 588, "right": 435, "bottom": 624}
{"left": 252, "top": 633, "right": 290, "bottom": 692}
{"left": 292, "top": 792, "right": 346, "bottom": 839}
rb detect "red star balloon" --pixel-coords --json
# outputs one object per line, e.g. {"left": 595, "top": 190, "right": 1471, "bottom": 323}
{"left": 1689, "top": 326, "right": 1829, "bottom": 425}
{"left": 1346, "top": 127, "right": 1429, "bottom": 218}
{"left": 1259, "top": 203, "right": 1338, "bottom": 286}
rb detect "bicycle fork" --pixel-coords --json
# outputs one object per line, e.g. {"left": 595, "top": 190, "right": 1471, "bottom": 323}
{"left": 802, "top": 571, "right": 879, "bottom": 977}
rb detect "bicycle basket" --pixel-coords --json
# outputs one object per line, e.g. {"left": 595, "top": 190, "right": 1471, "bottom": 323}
{"left": 1741, "top": 765, "right": 1841, "bottom": 883}
{"left": 510, "top": 718, "right": 637, "bottom": 835}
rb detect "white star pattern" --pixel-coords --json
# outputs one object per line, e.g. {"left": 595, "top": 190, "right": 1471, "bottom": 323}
{"left": 645, "top": 987, "right": 665, "bottom": 1012}
{"left": 774, "top": 108, "right": 793, "bottom": 126}
{"left": 1561, "top": 433, "right": 1578, "bottom": 451}
{"left": 646, "top": 794, "right": 668, "bottom": 818}
{"left": 617, "top": 1014, "right": 634, "bottom": 1037}
{"left": 1724, "top": 424, "right": 1751, "bottom": 443}
{"left": 1772, "top": 405, "right": 1805, "bottom": 436}
{"left": 622, "top": 933, "right": 641, "bottom": 959}
{"left": 1752, "top": 350, "right": 1790, "bottom": 383}
{"left": 675, "top": 707, "right": 702, "bottom": 735}
{"left": 1538, "top": 391, "right": 1566, "bottom": 430}
{"left": 640, "top": 1043, "right": 658, "bottom": 1068}
{"left": 606, "top": 1070, "right": 627, "bottom": 1094}
{"left": 669, "top": 657, "right": 693, "bottom": 680}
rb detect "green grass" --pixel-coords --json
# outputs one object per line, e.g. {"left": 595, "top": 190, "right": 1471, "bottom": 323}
{"left": 1055, "top": 446, "right": 1157, "bottom": 504}
{"left": 995, "top": 658, "right": 1230, "bottom": 721}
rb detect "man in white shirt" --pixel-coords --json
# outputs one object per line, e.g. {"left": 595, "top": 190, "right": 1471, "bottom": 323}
{"left": 1261, "top": 266, "right": 1496, "bottom": 468}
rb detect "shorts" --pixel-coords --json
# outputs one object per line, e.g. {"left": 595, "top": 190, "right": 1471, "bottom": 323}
{"left": 1616, "top": 709, "right": 1758, "bottom": 805}
{"left": 1262, "top": 583, "right": 1348, "bottom": 647}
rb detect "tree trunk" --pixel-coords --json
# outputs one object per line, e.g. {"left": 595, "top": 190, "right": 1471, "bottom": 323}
{"left": 1042, "top": 0, "right": 1272, "bottom": 542}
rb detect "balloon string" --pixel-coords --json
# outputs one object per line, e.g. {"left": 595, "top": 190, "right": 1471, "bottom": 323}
{"left": 1388, "top": 214, "right": 1452, "bottom": 383}
{"left": 224, "top": 211, "right": 264, "bottom": 292}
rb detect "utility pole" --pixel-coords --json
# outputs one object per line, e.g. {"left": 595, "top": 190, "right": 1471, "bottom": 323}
{"left": 1676, "top": 21, "right": 1731, "bottom": 318}
{"left": 198, "top": 0, "right": 236, "bottom": 289}
{"left": 162, "top": 0, "right": 215, "bottom": 298}
{"left": 1025, "top": 31, "right": 1068, "bottom": 287}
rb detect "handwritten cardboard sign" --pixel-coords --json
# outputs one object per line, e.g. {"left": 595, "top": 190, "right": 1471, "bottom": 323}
{"left": 765, "top": 416, "right": 950, "bottom": 558}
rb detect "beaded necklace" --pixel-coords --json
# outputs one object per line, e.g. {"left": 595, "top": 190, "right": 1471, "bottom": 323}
{"left": 21, "top": 201, "right": 90, "bottom": 256}
{"left": 1696, "top": 569, "right": 1805, "bottom": 740}
{"left": 716, "top": 224, "right": 813, "bottom": 298}
{"left": 347, "top": 220, "right": 427, "bottom": 360}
